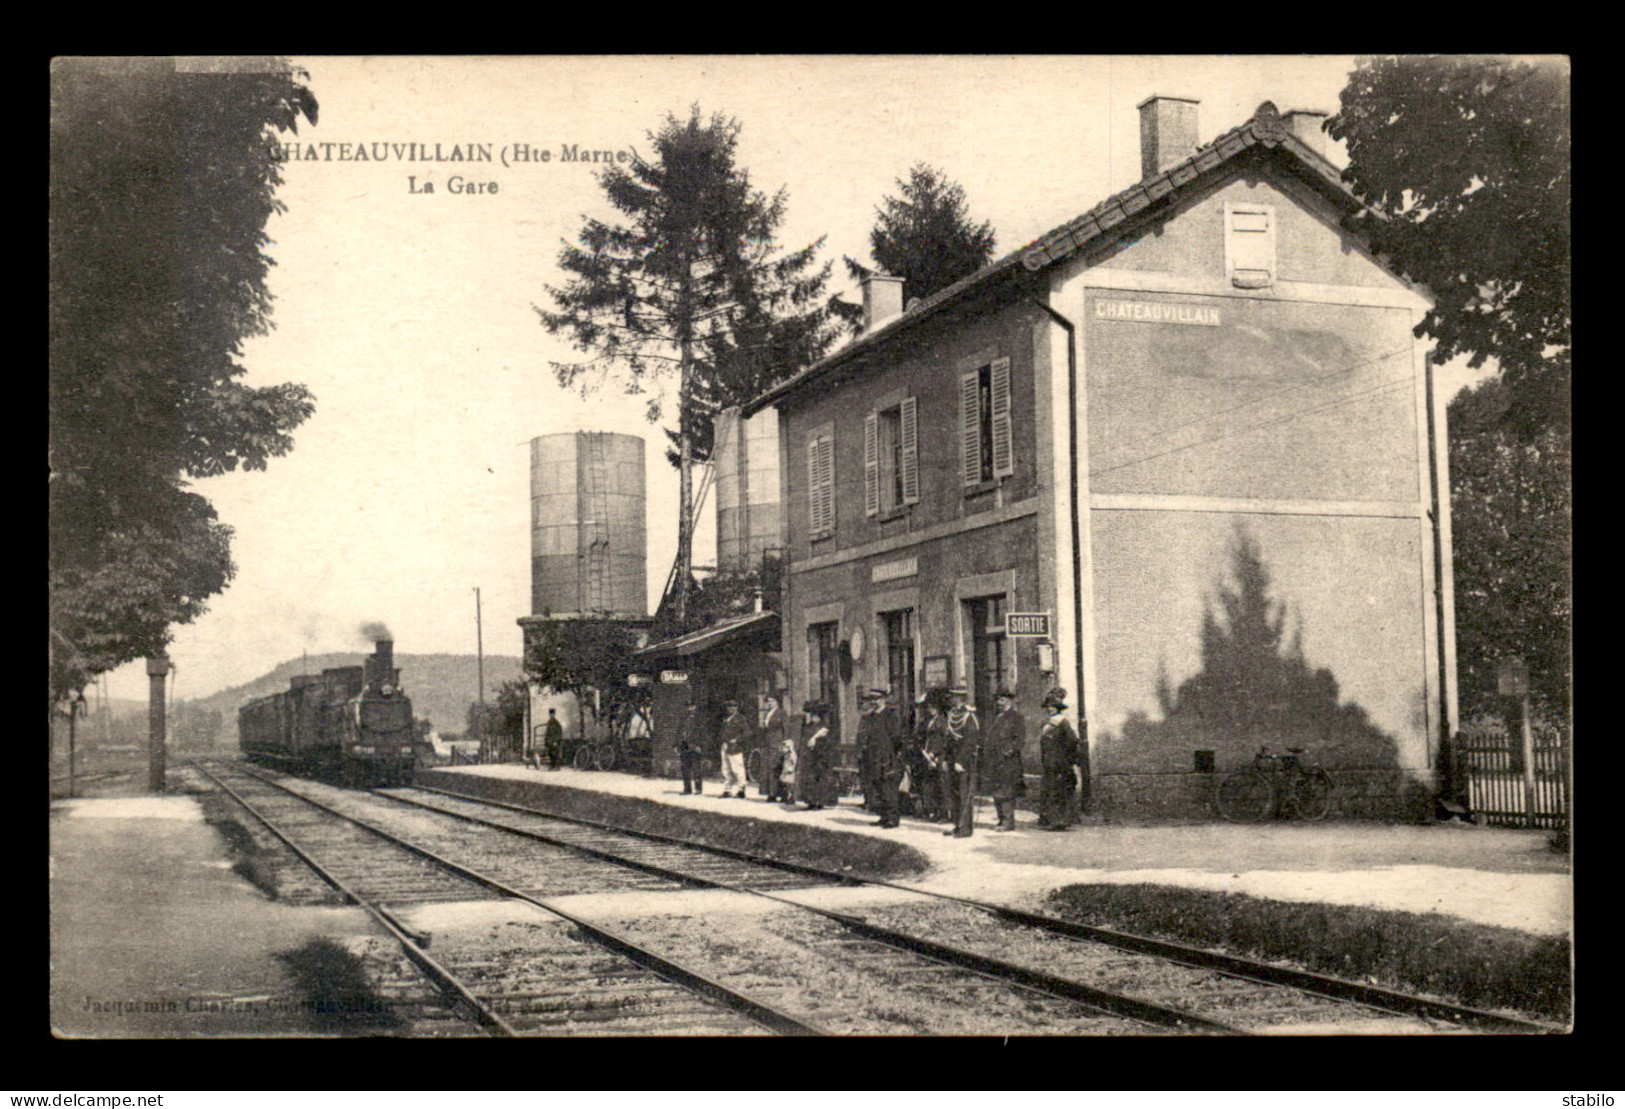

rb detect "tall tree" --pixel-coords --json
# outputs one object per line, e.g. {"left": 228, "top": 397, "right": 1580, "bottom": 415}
{"left": 1447, "top": 377, "right": 1571, "bottom": 717}
{"left": 847, "top": 163, "right": 997, "bottom": 305}
{"left": 540, "top": 107, "right": 846, "bottom": 622}
{"left": 50, "top": 57, "right": 318, "bottom": 701}
{"left": 1328, "top": 56, "right": 1570, "bottom": 438}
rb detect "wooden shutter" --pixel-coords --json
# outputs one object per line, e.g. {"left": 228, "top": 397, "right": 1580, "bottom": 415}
{"left": 900, "top": 396, "right": 919, "bottom": 505}
{"left": 960, "top": 370, "right": 982, "bottom": 486}
{"left": 864, "top": 411, "right": 880, "bottom": 517}
{"left": 1227, "top": 202, "right": 1274, "bottom": 288}
{"left": 990, "top": 356, "right": 1013, "bottom": 478}
{"left": 808, "top": 435, "right": 834, "bottom": 537}
{"left": 818, "top": 435, "right": 836, "bottom": 535}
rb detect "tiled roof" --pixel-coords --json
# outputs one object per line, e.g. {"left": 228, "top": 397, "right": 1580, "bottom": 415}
{"left": 743, "top": 102, "right": 1362, "bottom": 416}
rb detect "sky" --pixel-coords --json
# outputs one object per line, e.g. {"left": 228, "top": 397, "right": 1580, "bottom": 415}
{"left": 94, "top": 54, "right": 1490, "bottom": 704}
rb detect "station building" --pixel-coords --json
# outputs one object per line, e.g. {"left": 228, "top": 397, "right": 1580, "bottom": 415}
{"left": 744, "top": 98, "right": 1458, "bottom": 819}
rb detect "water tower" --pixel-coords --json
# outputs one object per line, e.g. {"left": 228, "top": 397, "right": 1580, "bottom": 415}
{"left": 713, "top": 406, "right": 781, "bottom": 573}
{"left": 529, "top": 431, "right": 647, "bottom": 617}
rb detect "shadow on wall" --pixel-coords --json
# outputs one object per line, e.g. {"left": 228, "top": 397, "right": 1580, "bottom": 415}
{"left": 1107, "top": 528, "right": 1401, "bottom": 775}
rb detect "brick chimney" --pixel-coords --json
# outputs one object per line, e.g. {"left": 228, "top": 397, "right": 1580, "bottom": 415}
{"left": 1138, "top": 95, "right": 1201, "bottom": 180}
{"left": 861, "top": 272, "right": 905, "bottom": 334}
{"left": 1281, "top": 109, "right": 1329, "bottom": 158}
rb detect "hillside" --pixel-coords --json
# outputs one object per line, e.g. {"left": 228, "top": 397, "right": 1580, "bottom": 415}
{"left": 181, "top": 653, "right": 525, "bottom": 742}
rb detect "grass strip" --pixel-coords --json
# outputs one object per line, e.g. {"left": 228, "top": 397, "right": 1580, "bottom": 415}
{"left": 417, "top": 769, "right": 931, "bottom": 880}
{"left": 1047, "top": 882, "right": 1571, "bottom": 1021}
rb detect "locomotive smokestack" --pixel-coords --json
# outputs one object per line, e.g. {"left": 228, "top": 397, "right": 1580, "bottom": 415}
{"left": 375, "top": 639, "right": 394, "bottom": 669}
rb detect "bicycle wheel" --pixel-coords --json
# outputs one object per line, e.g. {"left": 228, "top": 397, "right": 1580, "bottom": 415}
{"left": 572, "top": 744, "right": 593, "bottom": 771}
{"left": 1291, "top": 768, "right": 1333, "bottom": 820}
{"left": 1216, "top": 770, "right": 1275, "bottom": 823}
{"left": 592, "top": 742, "right": 618, "bottom": 772}
{"left": 745, "top": 749, "right": 762, "bottom": 786}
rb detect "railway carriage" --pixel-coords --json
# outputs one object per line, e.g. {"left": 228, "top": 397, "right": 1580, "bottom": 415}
{"left": 239, "top": 639, "right": 416, "bottom": 786}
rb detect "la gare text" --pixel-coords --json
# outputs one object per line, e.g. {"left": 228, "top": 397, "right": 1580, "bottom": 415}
{"left": 410, "top": 176, "right": 498, "bottom": 195}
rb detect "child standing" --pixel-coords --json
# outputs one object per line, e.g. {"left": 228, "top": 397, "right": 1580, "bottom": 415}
{"left": 771, "top": 732, "right": 798, "bottom": 803}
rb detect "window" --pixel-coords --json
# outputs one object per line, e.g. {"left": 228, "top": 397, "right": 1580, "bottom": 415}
{"left": 807, "top": 428, "right": 835, "bottom": 539}
{"left": 865, "top": 397, "right": 918, "bottom": 516}
{"left": 1226, "top": 201, "right": 1275, "bottom": 289}
{"left": 960, "top": 357, "right": 1012, "bottom": 488}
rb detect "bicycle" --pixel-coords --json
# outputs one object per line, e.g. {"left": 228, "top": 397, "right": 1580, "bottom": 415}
{"left": 569, "top": 736, "right": 618, "bottom": 772}
{"left": 1215, "top": 746, "right": 1334, "bottom": 822}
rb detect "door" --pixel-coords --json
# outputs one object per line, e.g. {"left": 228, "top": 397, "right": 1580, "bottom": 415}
{"left": 883, "top": 608, "right": 916, "bottom": 732}
{"left": 966, "top": 595, "right": 1008, "bottom": 714}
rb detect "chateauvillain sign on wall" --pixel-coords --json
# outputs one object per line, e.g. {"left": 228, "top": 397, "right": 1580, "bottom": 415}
{"left": 1094, "top": 299, "right": 1222, "bottom": 326}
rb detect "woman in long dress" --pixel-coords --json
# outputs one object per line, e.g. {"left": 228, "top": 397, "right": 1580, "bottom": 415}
{"left": 798, "top": 701, "right": 835, "bottom": 809}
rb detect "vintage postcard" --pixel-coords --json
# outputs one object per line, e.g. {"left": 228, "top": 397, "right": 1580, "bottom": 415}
{"left": 48, "top": 55, "right": 1571, "bottom": 1043}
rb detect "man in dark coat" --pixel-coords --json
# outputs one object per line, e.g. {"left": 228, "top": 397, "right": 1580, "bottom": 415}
{"left": 1036, "top": 688, "right": 1081, "bottom": 831}
{"left": 542, "top": 708, "right": 564, "bottom": 770}
{"left": 943, "top": 685, "right": 980, "bottom": 837}
{"left": 676, "top": 702, "right": 704, "bottom": 795}
{"left": 758, "top": 694, "right": 788, "bottom": 801}
{"left": 856, "top": 687, "right": 902, "bottom": 828}
{"left": 983, "top": 687, "right": 1026, "bottom": 832}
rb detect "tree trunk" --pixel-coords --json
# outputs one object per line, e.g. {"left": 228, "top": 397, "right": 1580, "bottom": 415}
{"left": 676, "top": 328, "right": 693, "bottom": 624}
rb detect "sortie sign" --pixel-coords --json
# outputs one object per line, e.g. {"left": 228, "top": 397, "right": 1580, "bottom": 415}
{"left": 1005, "top": 613, "right": 1050, "bottom": 637}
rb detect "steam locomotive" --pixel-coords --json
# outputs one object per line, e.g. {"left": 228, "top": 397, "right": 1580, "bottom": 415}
{"left": 239, "top": 639, "right": 417, "bottom": 786}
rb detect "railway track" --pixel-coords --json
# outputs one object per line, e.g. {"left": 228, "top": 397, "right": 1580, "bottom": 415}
{"left": 386, "top": 778, "right": 1561, "bottom": 1036}
{"left": 191, "top": 760, "right": 815, "bottom": 1036}
{"left": 196, "top": 762, "right": 1222, "bottom": 1034}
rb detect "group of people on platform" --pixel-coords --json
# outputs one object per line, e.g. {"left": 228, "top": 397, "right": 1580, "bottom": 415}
{"left": 672, "top": 685, "right": 1089, "bottom": 835}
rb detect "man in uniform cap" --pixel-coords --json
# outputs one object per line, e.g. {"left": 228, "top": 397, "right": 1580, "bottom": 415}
{"left": 717, "top": 698, "right": 752, "bottom": 798}
{"left": 856, "top": 687, "right": 902, "bottom": 828}
{"left": 1036, "top": 688, "right": 1082, "bottom": 831}
{"left": 943, "top": 685, "right": 980, "bottom": 837}
{"left": 983, "top": 687, "right": 1026, "bottom": 832}
{"left": 676, "top": 702, "right": 704, "bottom": 795}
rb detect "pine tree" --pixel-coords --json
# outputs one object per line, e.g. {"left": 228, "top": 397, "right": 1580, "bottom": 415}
{"left": 540, "top": 107, "right": 845, "bottom": 621}
{"left": 848, "top": 164, "right": 997, "bottom": 305}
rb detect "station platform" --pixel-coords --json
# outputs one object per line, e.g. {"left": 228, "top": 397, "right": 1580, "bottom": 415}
{"left": 49, "top": 793, "right": 377, "bottom": 1037}
{"left": 425, "top": 763, "right": 1573, "bottom": 938}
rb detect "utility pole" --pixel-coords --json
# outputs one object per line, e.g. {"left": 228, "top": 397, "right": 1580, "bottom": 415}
{"left": 474, "top": 587, "right": 486, "bottom": 761}
{"left": 146, "top": 653, "right": 170, "bottom": 794}
{"left": 67, "top": 690, "right": 87, "bottom": 798}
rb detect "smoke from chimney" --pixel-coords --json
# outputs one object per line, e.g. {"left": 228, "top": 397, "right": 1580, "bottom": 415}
{"left": 360, "top": 621, "right": 393, "bottom": 643}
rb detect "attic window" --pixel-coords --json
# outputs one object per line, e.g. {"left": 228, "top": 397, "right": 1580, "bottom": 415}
{"left": 1225, "top": 201, "right": 1275, "bottom": 289}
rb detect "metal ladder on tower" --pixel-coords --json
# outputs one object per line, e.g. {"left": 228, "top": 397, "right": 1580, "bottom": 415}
{"left": 583, "top": 433, "right": 611, "bottom": 614}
